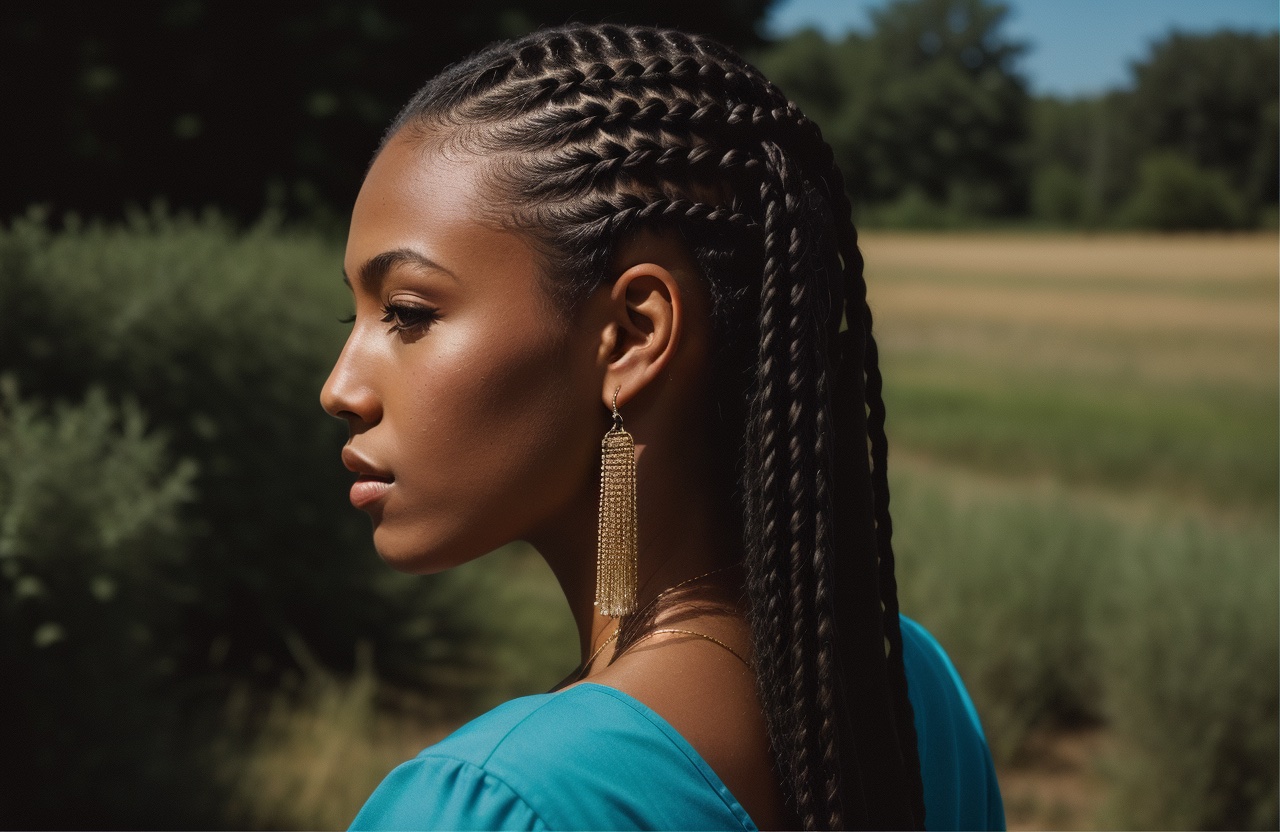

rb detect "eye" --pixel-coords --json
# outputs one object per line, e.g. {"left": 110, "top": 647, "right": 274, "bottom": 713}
{"left": 337, "top": 313, "right": 356, "bottom": 325}
{"left": 380, "top": 302, "right": 440, "bottom": 334}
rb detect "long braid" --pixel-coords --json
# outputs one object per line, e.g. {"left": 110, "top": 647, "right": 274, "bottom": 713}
{"left": 862, "top": 301, "right": 924, "bottom": 821}
{"left": 386, "top": 24, "right": 923, "bottom": 830}
{"left": 758, "top": 145, "right": 822, "bottom": 828}
{"left": 776, "top": 93, "right": 927, "bottom": 822}
{"left": 747, "top": 159, "right": 803, "bottom": 813}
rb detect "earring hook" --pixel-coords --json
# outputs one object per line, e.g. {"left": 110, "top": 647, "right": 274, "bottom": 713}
{"left": 610, "top": 386, "right": 624, "bottom": 430}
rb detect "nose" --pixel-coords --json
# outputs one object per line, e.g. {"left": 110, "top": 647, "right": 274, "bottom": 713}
{"left": 320, "top": 337, "right": 382, "bottom": 428}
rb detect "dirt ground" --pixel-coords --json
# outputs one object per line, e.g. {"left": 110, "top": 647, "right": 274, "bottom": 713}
{"left": 998, "top": 728, "right": 1112, "bottom": 830}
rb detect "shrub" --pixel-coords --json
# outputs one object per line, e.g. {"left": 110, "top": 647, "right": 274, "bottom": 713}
{"left": 1119, "top": 152, "right": 1246, "bottom": 230}
{"left": 1031, "top": 164, "right": 1086, "bottom": 225}
{"left": 863, "top": 187, "right": 955, "bottom": 229}
{"left": 0, "top": 208, "right": 389, "bottom": 682}
{"left": 0, "top": 377, "right": 206, "bottom": 825}
{"left": 891, "top": 464, "right": 1106, "bottom": 762}
{"left": 891, "top": 458, "right": 1279, "bottom": 826}
{"left": 1096, "top": 517, "right": 1279, "bottom": 830}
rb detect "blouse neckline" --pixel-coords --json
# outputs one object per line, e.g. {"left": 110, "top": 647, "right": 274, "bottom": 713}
{"left": 556, "top": 682, "right": 759, "bottom": 831}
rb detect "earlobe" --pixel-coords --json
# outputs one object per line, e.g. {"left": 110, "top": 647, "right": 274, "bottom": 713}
{"left": 600, "top": 262, "right": 682, "bottom": 410}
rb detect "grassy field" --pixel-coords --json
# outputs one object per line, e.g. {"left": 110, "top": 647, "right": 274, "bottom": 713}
{"left": 862, "top": 232, "right": 1279, "bottom": 829}
{"left": 231, "top": 232, "right": 1278, "bottom": 830}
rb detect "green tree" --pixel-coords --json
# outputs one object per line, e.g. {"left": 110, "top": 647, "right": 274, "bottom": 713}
{"left": 1, "top": 0, "right": 776, "bottom": 224}
{"left": 1120, "top": 151, "right": 1245, "bottom": 231}
{"left": 1028, "top": 93, "right": 1143, "bottom": 226}
{"left": 756, "top": 0, "right": 1030, "bottom": 220}
{"left": 1126, "top": 29, "right": 1279, "bottom": 221}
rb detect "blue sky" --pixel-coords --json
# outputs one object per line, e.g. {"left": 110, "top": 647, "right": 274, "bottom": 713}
{"left": 763, "top": 0, "right": 1279, "bottom": 97}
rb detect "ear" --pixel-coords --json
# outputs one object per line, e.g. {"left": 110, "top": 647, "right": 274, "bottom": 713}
{"left": 598, "top": 261, "right": 682, "bottom": 412}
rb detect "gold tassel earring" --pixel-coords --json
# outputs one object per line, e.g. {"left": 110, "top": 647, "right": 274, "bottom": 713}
{"left": 595, "top": 386, "right": 638, "bottom": 616}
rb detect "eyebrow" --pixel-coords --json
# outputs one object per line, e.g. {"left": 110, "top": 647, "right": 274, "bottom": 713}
{"left": 342, "top": 248, "right": 457, "bottom": 288}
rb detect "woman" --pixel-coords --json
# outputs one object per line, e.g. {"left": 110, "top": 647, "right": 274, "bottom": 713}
{"left": 322, "top": 23, "right": 1002, "bottom": 832}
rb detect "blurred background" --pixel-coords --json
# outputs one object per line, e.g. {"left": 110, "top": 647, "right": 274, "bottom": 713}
{"left": 0, "top": 0, "right": 1275, "bottom": 828}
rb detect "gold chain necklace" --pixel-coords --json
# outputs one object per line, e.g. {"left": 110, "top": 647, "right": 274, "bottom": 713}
{"left": 628, "top": 628, "right": 750, "bottom": 668}
{"left": 571, "top": 563, "right": 742, "bottom": 683}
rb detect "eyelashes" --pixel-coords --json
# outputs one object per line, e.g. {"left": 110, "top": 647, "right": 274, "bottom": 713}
{"left": 338, "top": 303, "right": 441, "bottom": 334}
{"left": 379, "top": 302, "right": 440, "bottom": 334}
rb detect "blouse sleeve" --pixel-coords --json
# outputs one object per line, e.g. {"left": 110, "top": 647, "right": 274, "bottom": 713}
{"left": 900, "top": 615, "right": 1006, "bottom": 832}
{"left": 350, "top": 754, "right": 548, "bottom": 831}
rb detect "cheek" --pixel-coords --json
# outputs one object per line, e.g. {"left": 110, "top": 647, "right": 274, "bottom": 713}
{"left": 377, "top": 310, "right": 597, "bottom": 569}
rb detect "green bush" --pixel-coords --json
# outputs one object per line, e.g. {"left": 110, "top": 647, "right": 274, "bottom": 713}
{"left": 1119, "top": 152, "right": 1246, "bottom": 230}
{"left": 891, "top": 458, "right": 1279, "bottom": 826}
{"left": 1031, "top": 164, "right": 1086, "bottom": 226}
{"left": 0, "top": 208, "right": 392, "bottom": 682}
{"left": 862, "top": 188, "right": 956, "bottom": 229}
{"left": 1097, "top": 517, "right": 1279, "bottom": 830}
{"left": 891, "top": 465, "right": 1106, "bottom": 762}
{"left": 0, "top": 377, "right": 207, "bottom": 824}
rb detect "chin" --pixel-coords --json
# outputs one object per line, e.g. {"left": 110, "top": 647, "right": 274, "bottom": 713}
{"left": 371, "top": 523, "right": 490, "bottom": 576}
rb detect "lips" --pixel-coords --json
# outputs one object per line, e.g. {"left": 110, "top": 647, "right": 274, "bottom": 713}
{"left": 341, "top": 447, "right": 394, "bottom": 509}
{"left": 349, "top": 476, "right": 393, "bottom": 508}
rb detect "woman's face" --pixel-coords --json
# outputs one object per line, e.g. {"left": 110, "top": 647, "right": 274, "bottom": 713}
{"left": 321, "top": 132, "right": 603, "bottom": 573}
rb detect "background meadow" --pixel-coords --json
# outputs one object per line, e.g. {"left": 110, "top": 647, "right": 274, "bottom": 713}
{"left": 2, "top": 1, "right": 1276, "bottom": 829}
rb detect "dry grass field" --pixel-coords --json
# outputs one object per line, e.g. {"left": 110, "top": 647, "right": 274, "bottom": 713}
{"left": 865, "top": 232, "right": 1276, "bottom": 389}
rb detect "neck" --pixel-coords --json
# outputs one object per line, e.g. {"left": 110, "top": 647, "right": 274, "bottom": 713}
{"left": 529, "top": 437, "right": 743, "bottom": 665}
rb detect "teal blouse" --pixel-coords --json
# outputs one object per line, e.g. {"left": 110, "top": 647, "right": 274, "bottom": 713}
{"left": 351, "top": 616, "right": 1004, "bottom": 831}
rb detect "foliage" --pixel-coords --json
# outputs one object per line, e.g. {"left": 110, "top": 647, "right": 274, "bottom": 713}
{"left": 1030, "top": 164, "right": 1086, "bottom": 226}
{"left": 221, "top": 653, "right": 394, "bottom": 830}
{"left": 865, "top": 230, "right": 1279, "bottom": 826}
{"left": 754, "top": 0, "right": 1031, "bottom": 219}
{"left": 219, "top": 546, "right": 577, "bottom": 829}
{"left": 1026, "top": 30, "right": 1278, "bottom": 229}
{"left": 752, "top": 11, "right": 1277, "bottom": 230}
{"left": 892, "top": 466, "right": 1106, "bottom": 761}
{"left": 1119, "top": 151, "right": 1247, "bottom": 230}
{"left": 1024, "top": 92, "right": 1129, "bottom": 226}
{"left": 1126, "top": 29, "right": 1279, "bottom": 219}
{"left": 0, "top": 377, "right": 208, "bottom": 824}
{"left": 0, "top": 208, "right": 376, "bottom": 683}
{"left": 893, "top": 463, "right": 1280, "bottom": 827}
{"left": 1097, "top": 515, "right": 1279, "bottom": 830}
{"left": 1, "top": 0, "right": 775, "bottom": 224}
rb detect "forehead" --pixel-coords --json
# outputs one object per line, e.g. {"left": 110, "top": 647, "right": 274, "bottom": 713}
{"left": 345, "top": 133, "right": 536, "bottom": 286}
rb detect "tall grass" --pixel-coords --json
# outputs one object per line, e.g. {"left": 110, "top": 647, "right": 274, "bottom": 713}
{"left": 1097, "top": 514, "right": 1279, "bottom": 830}
{"left": 864, "top": 231, "right": 1279, "bottom": 829}
{"left": 892, "top": 457, "right": 1278, "bottom": 781}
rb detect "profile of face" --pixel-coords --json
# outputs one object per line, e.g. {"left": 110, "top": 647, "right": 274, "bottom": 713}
{"left": 320, "top": 133, "right": 607, "bottom": 573}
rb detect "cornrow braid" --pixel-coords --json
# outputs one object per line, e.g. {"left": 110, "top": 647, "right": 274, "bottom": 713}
{"left": 533, "top": 98, "right": 787, "bottom": 143}
{"left": 529, "top": 140, "right": 763, "bottom": 197}
{"left": 384, "top": 23, "right": 924, "bottom": 830}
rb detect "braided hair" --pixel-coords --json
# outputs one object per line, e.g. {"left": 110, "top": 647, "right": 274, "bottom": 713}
{"left": 384, "top": 24, "right": 925, "bottom": 830}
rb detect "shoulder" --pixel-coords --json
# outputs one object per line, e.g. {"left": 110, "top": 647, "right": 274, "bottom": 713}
{"left": 351, "top": 684, "right": 755, "bottom": 831}
{"left": 899, "top": 615, "right": 1006, "bottom": 831}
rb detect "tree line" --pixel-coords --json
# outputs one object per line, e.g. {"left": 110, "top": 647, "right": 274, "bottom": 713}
{"left": 5, "top": 0, "right": 1274, "bottom": 230}
{"left": 754, "top": 0, "right": 1278, "bottom": 229}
